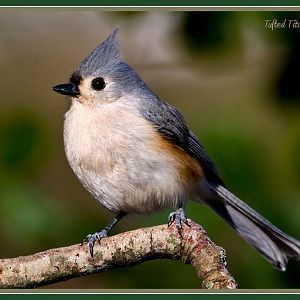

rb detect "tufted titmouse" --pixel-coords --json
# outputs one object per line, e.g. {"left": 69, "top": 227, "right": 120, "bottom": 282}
{"left": 53, "top": 29, "right": 300, "bottom": 271}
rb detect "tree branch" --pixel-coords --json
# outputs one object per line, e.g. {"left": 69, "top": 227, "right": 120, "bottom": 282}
{"left": 0, "top": 220, "right": 237, "bottom": 289}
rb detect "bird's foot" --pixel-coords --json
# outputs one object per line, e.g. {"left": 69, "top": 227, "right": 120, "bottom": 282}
{"left": 81, "top": 230, "right": 108, "bottom": 258}
{"left": 168, "top": 208, "right": 190, "bottom": 238}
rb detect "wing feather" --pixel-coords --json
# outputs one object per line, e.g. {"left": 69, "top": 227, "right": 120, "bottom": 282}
{"left": 139, "top": 96, "right": 224, "bottom": 186}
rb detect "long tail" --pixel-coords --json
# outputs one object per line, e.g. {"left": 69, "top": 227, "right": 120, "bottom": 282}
{"left": 202, "top": 184, "right": 300, "bottom": 271}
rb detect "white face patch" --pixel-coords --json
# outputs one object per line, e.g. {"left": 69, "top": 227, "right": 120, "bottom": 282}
{"left": 78, "top": 76, "right": 119, "bottom": 105}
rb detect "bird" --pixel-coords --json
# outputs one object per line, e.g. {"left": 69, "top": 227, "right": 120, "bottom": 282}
{"left": 53, "top": 28, "right": 300, "bottom": 271}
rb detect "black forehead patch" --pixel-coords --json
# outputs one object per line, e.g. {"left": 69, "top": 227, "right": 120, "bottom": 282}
{"left": 70, "top": 73, "right": 82, "bottom": 86}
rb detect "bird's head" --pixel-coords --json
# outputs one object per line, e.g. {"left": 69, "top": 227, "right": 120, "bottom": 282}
{"left": 53, "top": 28, "right": 143, "bottom": 106}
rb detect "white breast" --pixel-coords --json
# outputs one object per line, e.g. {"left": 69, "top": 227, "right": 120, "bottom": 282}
{"left": 63, "top": 100, "right": 189, "bottom": 214}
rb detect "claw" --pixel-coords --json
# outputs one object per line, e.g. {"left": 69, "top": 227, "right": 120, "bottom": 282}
{"left": 167, "top": 208, "right": 190, "bottom": 238}
{"left": 81, "top": 234, "right": 91, "bottom": 246}
{"left": 81, "top": 230, "right": 108, "bottom": 257}
{"left": 168, "top": 212, "right": 176, "bottom": 227}
{"left": 89, "top": 236, "right": 96, "bottom": 258}
{"left": 183, "top": 218, "right": 191, "bottom": 227}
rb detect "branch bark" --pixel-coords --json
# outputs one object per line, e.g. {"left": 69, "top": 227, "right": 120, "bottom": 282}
{"left": 0, "top": 220, "right": 237, "bottom": 289}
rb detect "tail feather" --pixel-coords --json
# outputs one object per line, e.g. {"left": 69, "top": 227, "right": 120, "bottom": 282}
{"left": 204, "top": 185, "right": 300, "bottom": 271}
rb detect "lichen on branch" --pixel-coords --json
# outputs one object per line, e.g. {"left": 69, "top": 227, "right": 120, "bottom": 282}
{"left": 0, "top": 220, "right": 237, "bottom": 289}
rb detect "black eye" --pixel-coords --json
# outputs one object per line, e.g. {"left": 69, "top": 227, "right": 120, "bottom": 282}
{"left": 91, "top": 77, "right": 106, "bottom": 91}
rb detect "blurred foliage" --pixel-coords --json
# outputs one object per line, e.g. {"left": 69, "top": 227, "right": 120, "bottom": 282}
{"left": 0, "top": 111, "right": 49, "bottom": 177}
{"left": 273, "top": 12, "right": 300, "bottom": 103}
{"left": 183, "top": 12, "right": 241, "bottom": 51}
{"left": 0, "top": 11, "right": 299, "bottom": 289}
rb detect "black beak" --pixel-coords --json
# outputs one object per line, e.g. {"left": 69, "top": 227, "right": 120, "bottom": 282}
{"left": 52, "top": 83, "right": 80, "bottom": 97}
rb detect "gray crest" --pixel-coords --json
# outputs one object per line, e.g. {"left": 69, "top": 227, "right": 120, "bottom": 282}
{"left": 74, "top": 28, "right": 121, "bottom": 78}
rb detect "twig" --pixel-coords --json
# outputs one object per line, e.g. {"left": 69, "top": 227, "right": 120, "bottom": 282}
{"left": 0, "top": 220, "right": 237, "bottom": 289}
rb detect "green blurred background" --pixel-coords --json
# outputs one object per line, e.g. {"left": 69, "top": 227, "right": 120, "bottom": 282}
{"left": 0, "top": 10, "right": 299, "bottom": 289}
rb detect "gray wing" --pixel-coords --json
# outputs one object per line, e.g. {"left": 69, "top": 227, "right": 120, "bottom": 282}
{"left": 140, "top": 96, "right": 225, "bottom": 186}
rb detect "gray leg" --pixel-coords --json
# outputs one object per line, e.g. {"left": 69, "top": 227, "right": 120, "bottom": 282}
{"left": 168, "top": 208, "right": 190, "bottom": 238}
{"left": 82, "top": 212, "right": 125, "bottom": 257}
